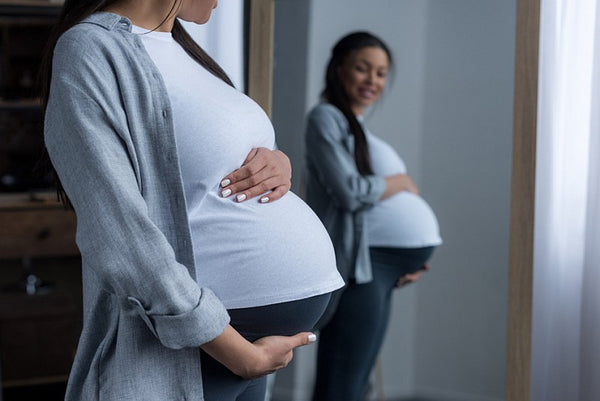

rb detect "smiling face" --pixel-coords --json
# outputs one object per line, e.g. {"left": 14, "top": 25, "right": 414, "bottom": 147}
{"left": 177, "top": 0, "right": 218, "bottom": 24}
{"left": 337, "top": 46, "right": 390, "bottom": 115}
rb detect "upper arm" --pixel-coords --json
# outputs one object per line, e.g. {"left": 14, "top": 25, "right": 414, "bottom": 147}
{"left": 305, "top": 105, "right": 385, "bottom": 212}
{"left": 44, "top": 30, "right": 229, "bottom": 349}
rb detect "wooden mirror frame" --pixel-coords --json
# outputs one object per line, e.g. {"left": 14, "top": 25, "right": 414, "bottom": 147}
{"left": 507, "top": 0, "right": 540, "bottom": 400}
{"left": 246, "top": 0, "right": 541, "bottom": 399}
{"left": 247, "top": 0, "right": 274, "bottom": 117}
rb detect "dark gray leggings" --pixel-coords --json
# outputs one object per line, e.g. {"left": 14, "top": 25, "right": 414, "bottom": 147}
{"left": 201, "top": 293, "right": 331, "bottom": 401}
{"left": 312, "top": 246, "right": 435, "bottom": 401}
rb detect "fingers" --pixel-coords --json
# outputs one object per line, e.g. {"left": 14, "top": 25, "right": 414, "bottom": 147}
{"left": 221, "top": 173, "right": 289, "bottom": 203}
{"left": 260, "top": 185, "right": 288, "bottom": 203}
{"left": 267, "top": 332, "right": 316, "bottom": 371}
{"left": 246, "top": 333, "right": 315, "bottom": 378}
{"left": 396, "top": 277, "right": 410, "bottom": 288}
{"left": 289, "top": 332, "right": 317, "bottom": 348}
{"left": 219, "top": 148, "right": 291, "bottom": 203}
{"left": 242, "top": 148, "right": 259, "bottom": 165}
{"left": 221, "top": 162, "right": 269, "bottom": 194}
{"left": 405, "top": 175, "right": 420, "bottom": 194}
{"left": 396, "top": 271, "right": 424, "bottom": 288}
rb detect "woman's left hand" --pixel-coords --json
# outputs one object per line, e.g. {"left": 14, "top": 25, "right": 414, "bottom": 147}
{"left": 220, "top": 147, "right": 292, "bottom": 203}
{"left": 396, "top": 263, "right": 431, "bottom": 288}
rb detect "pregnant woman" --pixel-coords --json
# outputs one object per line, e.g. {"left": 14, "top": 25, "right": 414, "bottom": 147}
{"left": 41, "top": 0, "right": 343, "bottom": 400}
{"left": 305, "top": 32, "right": 442, "bottom": 401}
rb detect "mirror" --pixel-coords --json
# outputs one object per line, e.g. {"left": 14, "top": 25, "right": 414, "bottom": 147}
{"left": 244, "top": 0, "right": 536, "bottom": 399}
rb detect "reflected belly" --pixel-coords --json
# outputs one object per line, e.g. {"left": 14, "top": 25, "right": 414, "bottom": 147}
{"left": 366, "top": 192, "right": 442, "bottom": 248}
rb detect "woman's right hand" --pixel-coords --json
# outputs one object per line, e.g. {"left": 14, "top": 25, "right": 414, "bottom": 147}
{"left": 201, "top": 325, "right": 315, "bottom": 380}
{"left": 241, "top": 333, "right": 315, "bottom": 378}
{"left": 382, "top": 173, "right": 419, "bottom": 199}
{"left": 220, "top": 148, "right": 292, "bottom": 204}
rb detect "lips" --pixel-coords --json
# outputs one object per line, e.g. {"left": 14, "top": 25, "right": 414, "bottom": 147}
{"left": 358, "top": 87, "right": 378, "bottom": 100}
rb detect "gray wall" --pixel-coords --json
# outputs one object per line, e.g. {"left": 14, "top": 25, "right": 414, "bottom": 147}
{"left": 414, "top": 1, "right": 514, "bottom": 400}
{"left": 271, "top": 1, "right": 515, "bottom": 400}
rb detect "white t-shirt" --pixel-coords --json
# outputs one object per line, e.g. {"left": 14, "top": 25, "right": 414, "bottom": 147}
{"left": 364, "top": 132, "right": 443, "bottom": 248}
{"left": 134, "top": 26, "right": 343, "bottom": 309}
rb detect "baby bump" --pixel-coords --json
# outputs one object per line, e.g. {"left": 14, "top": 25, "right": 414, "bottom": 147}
{"left": 228, "top": 293, "right": 332, "bottom": 342}
{"left": 191, "top": 191, "right": 343, "bottom": 309}
{"left": 366, "top": 192, "right": 442, "bottom": 248}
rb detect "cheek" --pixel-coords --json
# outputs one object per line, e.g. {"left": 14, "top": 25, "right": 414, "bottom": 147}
{"left": 178, "top": 0, "right": 213, "bottom": 23}
{"left": 342, "top": 79, "right": 358, "bottom": 100}
{"left": 345, "top": 73, "right": 363, "bottom": 91}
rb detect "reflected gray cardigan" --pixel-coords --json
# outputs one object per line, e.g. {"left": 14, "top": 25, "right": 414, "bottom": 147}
{"left": 304, "top": 104, "right": 386, "bottom": 324}
{"left": 44, "top": 13, "right": 229, "bottom": 400}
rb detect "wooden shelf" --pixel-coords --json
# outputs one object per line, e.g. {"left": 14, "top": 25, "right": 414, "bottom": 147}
{"left": 0, "top": 0, "right": 63, "bottom": 7}
{"left": 2, "top": 375, "right": 69, "bottom": 388}
{"left": 0, "top": 98, "right": 42, "bottom": 110}
{"left": 0, "top": 191, "right": 62, "bottom": 210}
{"left": 0, "top": 1, "right": 61, "bottom": 19}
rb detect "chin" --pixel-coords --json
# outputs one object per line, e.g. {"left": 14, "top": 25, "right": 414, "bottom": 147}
{"left": 179, "top": 13, "right": 212, "bottom": 25}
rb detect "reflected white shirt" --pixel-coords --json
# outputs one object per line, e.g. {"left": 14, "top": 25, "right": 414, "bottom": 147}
{"left": 365, "top": 132, "right": 443, "bottom": 248}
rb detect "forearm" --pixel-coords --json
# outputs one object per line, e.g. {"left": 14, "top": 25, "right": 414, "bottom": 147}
{"left": 201, "top": 325, "right": 259, "bottom": 378}
{"left": 200, "top": 324, "right": 314, "bottom": 380}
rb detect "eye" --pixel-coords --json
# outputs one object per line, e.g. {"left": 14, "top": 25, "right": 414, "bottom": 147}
{"left": 355, "top": 65, "right": 368, "bottom": 73}
{"left": 378, "top": 71, "right": 388, "bottom": 79}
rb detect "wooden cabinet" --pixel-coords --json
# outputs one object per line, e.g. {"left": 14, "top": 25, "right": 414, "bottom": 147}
{"left": 0, "top": 193, "right": 77, "bottom": 259}
{"left": 0, "top": 2, "right": 79, "bottom": 396}
{"left": 0, "top": 2, "right": 60, "bottom": 193}
{"left": 0, "top": 2, "right": 72, "bottom": 257}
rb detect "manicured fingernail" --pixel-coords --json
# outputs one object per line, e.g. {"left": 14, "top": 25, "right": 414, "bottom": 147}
{"left": 236, "top": 194, "right": 247, "bottom": 202}
{"left": 260, "top": 196, "right": 270, "bottom": 203}
{"left": 220, "top": 178, "right": 230, "bottom": 187}
{"left": 308, "top": 334, "right": 317, "bottom": 343}
{"left": 221, "top": 188, "right": 232, "bottom": 197}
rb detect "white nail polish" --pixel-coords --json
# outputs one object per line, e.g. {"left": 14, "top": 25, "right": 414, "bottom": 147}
{"left": 260, "top": 196, "right": 270, "bottom": 203}
{"left": 221, "top": 188, "right": 232, "bottom": 197}
{"left": 220, "top": 178, "right": 230, "bottom": 187}
{"left": 236, "top": 194, "right": 247, "bottom": 202}
{"left": 308, "top": 334, "right": 317, "bottom": 343}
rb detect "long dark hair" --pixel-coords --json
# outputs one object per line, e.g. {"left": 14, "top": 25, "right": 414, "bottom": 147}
{"left": 322, "top": 31, "right": 393, "bottom": 175}
{"left": 39, "top": 0, "right": 233, "bottom": 206}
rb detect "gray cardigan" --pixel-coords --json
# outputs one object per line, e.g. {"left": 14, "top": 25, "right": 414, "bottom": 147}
{"left": 304, "top": 104, "right": 386, "bottom": 324}
{"left": 44, "top": 13, "right": 230, "bottom": 400}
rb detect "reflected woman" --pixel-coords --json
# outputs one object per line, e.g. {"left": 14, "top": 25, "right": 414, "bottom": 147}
{"left": 305, "top": 31, "right": 442, "bottom": 401}
{"left": 41, "top": 0, "right": 344, "bottom": 400}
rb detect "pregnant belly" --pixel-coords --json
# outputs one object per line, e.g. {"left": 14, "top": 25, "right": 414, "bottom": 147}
{"left": 190, "top": 191, "right": 343, "bottom": 309}
{"left": 366, "top": 192, "right": 443, "bottom": 248}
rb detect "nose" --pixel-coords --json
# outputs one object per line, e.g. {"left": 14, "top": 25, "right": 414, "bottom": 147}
{"left": 365, "top": 72, "right": 373, "bottom": 83}
{"left": 367, "top": 70, "right": 377, "bottom": 84}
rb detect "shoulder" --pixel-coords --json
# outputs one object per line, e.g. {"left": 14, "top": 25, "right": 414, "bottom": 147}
{"left": 306, "top": 103, "right": 349, "bottom": 136}
{"left": 308, "top": 103, "right": 346, "bottom": 124}
{"left": 54, "top": 13, "right": 133, "bottom": 70}
{"left": 52, "top": 14, "right": 140, "bottom": 99}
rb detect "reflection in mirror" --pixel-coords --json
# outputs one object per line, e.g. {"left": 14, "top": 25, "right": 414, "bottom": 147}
{"left": 270, "top": 1, "right": 516, "bottom": 400}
